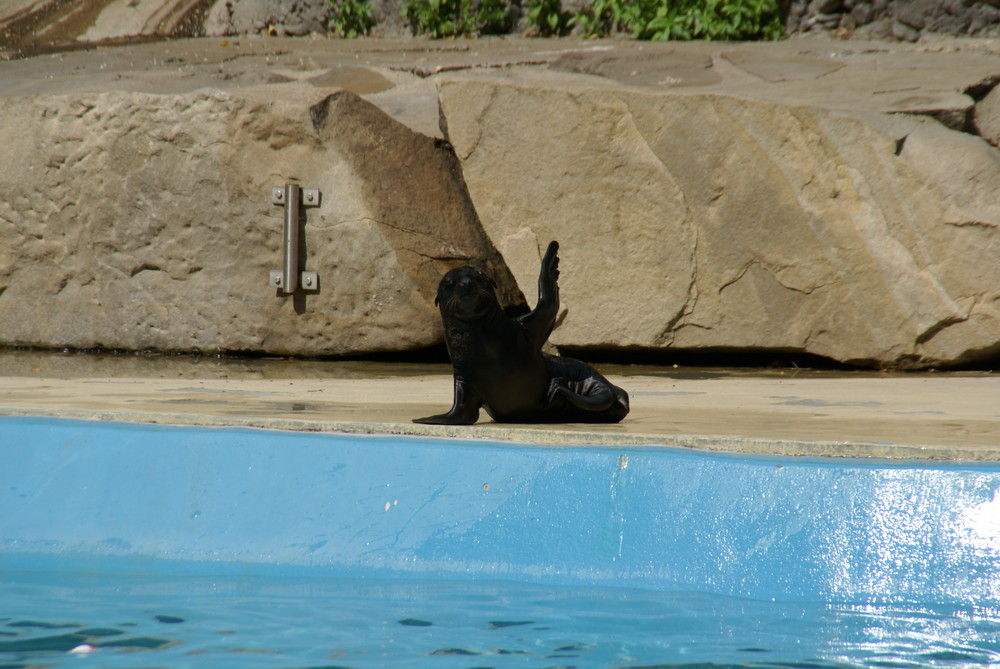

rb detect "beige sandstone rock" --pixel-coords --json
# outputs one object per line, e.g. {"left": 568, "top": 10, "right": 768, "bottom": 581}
{"left": 3, "top": 37, "right": 999, "bottom": 368}
{"left": 78, "top": 0, "right": 202, "bottom": 42}
{"left": 437, "top": 72, "right": 1000, "bottom": 368}
{"left": 973, "top": 83, "right": 1000, "bottom": 148}
{"left": 0, "top": 88, "right": 522, "bottom": 356}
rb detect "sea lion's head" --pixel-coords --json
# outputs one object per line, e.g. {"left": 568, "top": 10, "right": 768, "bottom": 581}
{"left": 435, "top": 266, "right": 499, "bottom": 321}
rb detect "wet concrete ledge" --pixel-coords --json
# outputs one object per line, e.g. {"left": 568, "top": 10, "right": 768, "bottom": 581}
{"left": 1, "top": 369, "right": 997, "bottom": 461}
{"left": 3, "top": 407, "right": 996, "bottom": 463}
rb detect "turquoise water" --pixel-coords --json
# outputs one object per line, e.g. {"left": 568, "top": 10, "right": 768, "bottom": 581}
{"left": 2, "top": 417, "right": 999, "bottom": 668}
{"left": 3, "top": 566, "right": 999, "bottom": 669}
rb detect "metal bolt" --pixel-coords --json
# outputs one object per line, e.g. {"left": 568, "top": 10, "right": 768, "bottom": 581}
{"left": 272, "top": 275, "right": 282, "bottom": 286}
{"left": 275, "top": 191, "right": 284, "bottom": 201}
{"left": 305, "top": 192, "right": 314, "bottom": 203}
{"left": 304, "top": 276, "right": 313, "bottom": 288}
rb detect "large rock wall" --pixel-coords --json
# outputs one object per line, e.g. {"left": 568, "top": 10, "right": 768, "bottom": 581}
{"left": 438, "top": 73, "right": 1000, "bottom": 368}
{"left": 2, "top": 38, "right": 1000, "bottom": 369}
{"left": 0, "top": 88, "right": 522, "bottom": 356}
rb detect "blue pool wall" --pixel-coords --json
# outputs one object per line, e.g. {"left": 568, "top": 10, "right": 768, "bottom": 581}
{"left": 1, "top": 416, "right": 998, "bottom": 605}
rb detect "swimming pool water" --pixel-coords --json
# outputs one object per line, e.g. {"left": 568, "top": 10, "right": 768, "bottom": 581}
{"left": 2, "top": 417, "right": 999, "bottom": 668}
{"left": 3, "top": 566, "right": 999, "bottom": 669}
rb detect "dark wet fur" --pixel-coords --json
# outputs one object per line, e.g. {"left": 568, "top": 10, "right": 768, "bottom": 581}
{"left": 414, "top": 241, "right": 629, "bottom": 425}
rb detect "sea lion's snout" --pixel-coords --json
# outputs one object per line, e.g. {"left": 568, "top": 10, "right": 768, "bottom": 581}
{"left": 435, "top": 267, "right": 498, "bottom": 321}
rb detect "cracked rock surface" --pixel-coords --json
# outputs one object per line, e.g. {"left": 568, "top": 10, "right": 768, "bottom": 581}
{"left": 1, "top": 35, "right": 999, "bottom": 368}
{"left": 440, "top": 73, "right": 1000, "bottom": 368}
{"left": 0, "top": 62, "right": 522, "bottom": 356}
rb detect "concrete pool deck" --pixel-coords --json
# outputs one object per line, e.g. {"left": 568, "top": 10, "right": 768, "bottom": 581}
{"left": 0, "top": 360, "right": 996, "bottom": 461}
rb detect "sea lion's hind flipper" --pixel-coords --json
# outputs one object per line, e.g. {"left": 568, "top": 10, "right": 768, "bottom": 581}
{"left": 548, "top": 383, "right": 629, "bottom": 423}
{"left": 545, "top": 357, "right": 630, "bottom": 423}
{"left": 413, "top": 378, "right": 482, "bottom": 425}
{"left": 552, "top": 384, "right": 616, "bottom": 412}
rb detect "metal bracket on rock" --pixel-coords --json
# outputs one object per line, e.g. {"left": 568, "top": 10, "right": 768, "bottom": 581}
{"left": 269, "top": 184, "right": 320, "bottom": 294}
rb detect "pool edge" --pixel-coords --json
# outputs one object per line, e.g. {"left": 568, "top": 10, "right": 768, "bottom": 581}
{"left": 3, "top": 406, "right": 997, "bottom": 462}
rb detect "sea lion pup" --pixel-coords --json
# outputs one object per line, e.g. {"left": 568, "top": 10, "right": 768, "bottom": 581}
{"left": 414, "top": 241, "right": 629, "bottom": 425}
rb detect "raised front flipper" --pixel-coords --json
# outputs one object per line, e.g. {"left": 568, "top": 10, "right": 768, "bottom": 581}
{"left": 413, "top": 377, "right": 482, "bottom": 425}
{"left": 516, "top": 241, "right": 560, "bottom": 350}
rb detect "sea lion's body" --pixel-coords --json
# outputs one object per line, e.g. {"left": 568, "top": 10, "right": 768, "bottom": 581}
{"left": 414, "top": 241, "right": 629, "bottom": 425}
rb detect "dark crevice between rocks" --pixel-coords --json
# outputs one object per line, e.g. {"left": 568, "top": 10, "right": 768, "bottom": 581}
{"left": 557, "top": 346, "right": 856, "bottom": 371}
{"left": 897, "top": 107, "right": 977, "bottom": 137}
{"left": 0, "top": 343, "right": 454, "bottom": 371}
{"left": 965, "top": 75, "right": 1000, "bottom": 103}
{"left": 927, "top": 108, "right": 973, "bottom": 135}
{"left": 916, "top": 317, "right": 968, "bottom": 347}
{"left": 965, "top": 75, "right": 1000, "bottom": 146}
{"left": 129, "top": 263, "right": 163, "bottom": 278}
{"left": 892, "top": 74, "right": 1000, "bottom": 141}
{"left": 308, "top": 94, "right": 333, "bottom": 133}
{"left": 339, "top": 344, "right": 451, "bottom": 363}
{"left": 558, "top": 346, "right": 998, "bottom": 373}
{"left": 911, "top": 340, "right": 1000, "bottom": 372}
{"left": 894, "top": 134, "right": 908, "bottom": 156}
{"left": 5, "top": 344, "right": 998, "bottom": 373}
{"left": 169, "top": 0, "right": 216, "bottom": 39}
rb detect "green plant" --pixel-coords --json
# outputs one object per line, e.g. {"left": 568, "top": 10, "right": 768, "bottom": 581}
{"left": 326, "top": 0, "right": 375, "bottom": 37}
{"left": 402, "top": 0, "right": 509, "bottom": 37}
{"left": 525, "top": 0, "right": 564, "bottom": 35}
{"left": 332, "top": 0, "right": 784, "bottom": 40}
{"left": 570, "top": 0, "right": 784, "bottom": 41}
{"left": 666, "top": 0, "right": 785, "bottom": 40}
{"left": 476, "top": 0, "right": 510, "bottom": 34}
